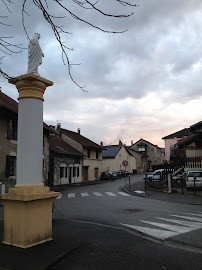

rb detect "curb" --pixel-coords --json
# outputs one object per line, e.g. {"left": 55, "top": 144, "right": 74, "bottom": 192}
{"left": 51, "top": 179, "right": 102, "bottom": 191}
{"left": 41, "top": 241, "right": 80, "bottom": 270}
{"left": 121, "top": 187, "right": 148, "bottom": 198}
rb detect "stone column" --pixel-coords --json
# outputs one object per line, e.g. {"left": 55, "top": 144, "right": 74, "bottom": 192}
{"left": 14, "top": 74, "right": 50, "bottom": 184}
{"left": 0, "top": 73, "right": 60, "bottom": 248}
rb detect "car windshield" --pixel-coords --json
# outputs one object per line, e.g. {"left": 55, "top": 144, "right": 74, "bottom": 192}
{"left": 188, "top": 172, "right": 202, "bottom": 177}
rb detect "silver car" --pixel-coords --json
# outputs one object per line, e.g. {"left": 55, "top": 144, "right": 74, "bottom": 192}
{"left": 186, "top": 171, "right": 202, "bottom": 190}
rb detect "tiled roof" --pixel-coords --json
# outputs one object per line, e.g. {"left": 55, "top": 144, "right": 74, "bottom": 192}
{"left": 0, "top": 90, "right": 54, "bottom": 132}
{"left": 175, "top": 134, "right": 199, "bottom": 147}
{"left": 125, "top": 146, "right": 142, "bottom": 156}
{"left": 132, "top": 138, "right": 161, "bottom": 149}
{"left": 61, "top": 128, "right": 102, "bottom": 150}
{"left": 0, "top": 90, "right": 18, "bottom": 113}
{"left": 102, "top": 145, "right": 121, "bottom": 158}
{"left": 162, "top": 128, "right": 191, "bottom": 140}
{"left": 50, "top": 135, "right": 83, "bottom": 156}
{"left": 190, "top": 121, "right": 202, "bottom": 129}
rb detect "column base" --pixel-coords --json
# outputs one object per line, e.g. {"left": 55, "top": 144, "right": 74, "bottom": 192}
{"left": 0, "top": 184, "right": 60, "bottom": 248}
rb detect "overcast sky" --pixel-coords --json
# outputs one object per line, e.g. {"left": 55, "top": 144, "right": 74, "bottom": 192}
{"left": 1, "top": 0, "right": 202, "bottom": 147}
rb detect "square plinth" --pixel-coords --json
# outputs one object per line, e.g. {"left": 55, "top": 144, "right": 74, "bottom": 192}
{"left": 0, "top": 184, "right": 60, "bottom": 248}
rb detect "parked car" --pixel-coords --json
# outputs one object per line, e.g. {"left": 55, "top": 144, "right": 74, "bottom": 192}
{"left": 119, "top": 170, "right": 130, "bottom": 177}
{"left": 111, "top": 171, "right": 122, "bottom": 179}
{"left": 101, "top": 172, "right": 114, "bottom": 180}
{"left": 146, "top": 169, "right": 167, "bottom": 181}
{"left": 172, "top": 169, "right": 184, "bottom": 184}
{"left": 186, "top": 171, "right": 202, "bottom": 190}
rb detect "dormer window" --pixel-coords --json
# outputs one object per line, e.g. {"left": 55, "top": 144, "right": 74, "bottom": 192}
{"left": 138, "top": 145, "right": 146, "bottom": 152}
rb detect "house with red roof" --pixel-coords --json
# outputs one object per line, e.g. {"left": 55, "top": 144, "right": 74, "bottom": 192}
{"left": 49, "top": 134, "right": 84, "bottom": 185}
{"left": 54, "top": 124, "right": 103, "bottom": 181}
{"left": 0, "top": 90, "right": 65, "bottom": 191}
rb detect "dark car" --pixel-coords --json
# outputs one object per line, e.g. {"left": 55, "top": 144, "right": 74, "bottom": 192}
{"left": 101, "top": 172, "right": 114, "bottom": 180}
{"left": 111, "top": 171, "right": 122, "bottom": 179}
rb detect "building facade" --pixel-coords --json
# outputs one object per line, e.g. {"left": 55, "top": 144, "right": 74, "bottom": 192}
{"left": 49, "top": 134, "right": 83, "bottom": 186}
{"left": 101, "top": 143, "right": 138, "bottom": 173}
{"left": 162, "top": 128, "right": 191, "bottom": 163}
{"left": 130, "top": 139, "right": 165, "bottom": 171}
{"left": 55, "top": 125, "right": 103, "bottom": 181}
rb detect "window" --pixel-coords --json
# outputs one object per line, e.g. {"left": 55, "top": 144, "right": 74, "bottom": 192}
{"left": 96, "top": 150, "right": 99, "bottom": 159}
{"left": 6, "top": 156, "right": 16, "bottom": 177}
{"left": 87, "top": 149, "right": 90, "bottom": 158}
{"left": 7, "top": 120, "right": 17, "bottom": 140}
{"left": 138, "top": 145, "right": 146, "bottom": 152}
{"left": 60, "top": 165, "right": 67, "bottom": 178}
{"left": 77, "top": 167, "right": 80, "bottom": 177}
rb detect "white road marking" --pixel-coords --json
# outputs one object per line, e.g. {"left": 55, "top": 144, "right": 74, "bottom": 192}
{"left": 134, "top": 190, "right": 145, "bottom": 194}
{"left": 105, "top": 192, "right": 116, "bottom": 196}
{"left": 93, "top": 192, "right": 103, "bottom": 197}
{"left": 140, "top": 220, "right": 195, "bottom": 233}
{"left": 81, "top": 193, "right": 89, "bottom": 197}
{"left": 171, "top": 215, "right": 202, "bottom": 223}
{"left": 118, "top": 192, "right": 130, "bottom": 196}
{"left": 157, "top": 218, "right": 202, "bottom": 229}
{"left": 183, "top": 213, "right": 202, "bottom": 217}
{"left": 120, "top": 223, "right": 180, "bottom": 240}
{"left": 68, "top": 193, "right": 75, "bottom": 198}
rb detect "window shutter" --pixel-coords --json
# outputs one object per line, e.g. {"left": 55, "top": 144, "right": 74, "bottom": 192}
{"left": 7, "top": 120, "right": 12, "bottom": 140}
{"left": 5, "top": 156, "right": 11, "bottom": 177}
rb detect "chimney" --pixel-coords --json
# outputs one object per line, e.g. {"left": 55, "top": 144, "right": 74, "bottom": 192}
{"left": 100, "top": 141, "right": 103, "bottom": 147}
{"left": 119, "top": 140, "right": 122, "bottom": 147}
{"left": 57, "top": 122, "right": 61, "bottom": 137}
{"left": 77, "top": 128, "right": 80, "bottom": 135}
{"left": 131, "top": 140, "right": 133, "bottom": 146}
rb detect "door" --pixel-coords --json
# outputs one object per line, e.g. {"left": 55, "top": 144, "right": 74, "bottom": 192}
{"left": 94, "top": 168, "right": 98, "bottom": 179}
{"left": 83, "top": 166, "right": 88, "bottom": 181}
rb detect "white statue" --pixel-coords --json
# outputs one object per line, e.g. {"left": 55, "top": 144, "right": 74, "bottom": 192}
{"left": 27, "top": 33, "right": 44, "bottom": 75}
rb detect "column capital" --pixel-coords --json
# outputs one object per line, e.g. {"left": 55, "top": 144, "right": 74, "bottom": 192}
{"left": 8, "top": 73, "right": 53, "bottom": 101}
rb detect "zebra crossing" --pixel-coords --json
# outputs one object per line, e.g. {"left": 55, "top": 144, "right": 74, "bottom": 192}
{"left": 121, "top": 211, "right": 202, "bottom": 240}
{"left": 67, "top": 191, "right": 130, "bottom": 198}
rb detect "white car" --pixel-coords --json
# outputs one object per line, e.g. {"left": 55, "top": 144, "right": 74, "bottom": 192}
{"left": 186, "top": 171, "right": 202, "bottom": 190}
{"left": 146, "top": 169, "right": 166, "bottom": 181}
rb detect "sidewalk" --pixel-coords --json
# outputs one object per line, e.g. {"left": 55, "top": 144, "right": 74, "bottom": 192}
{"left": 0, "top": 214, "right": 80, "bottom": 270}
{"left": 122, "top": 173, "right": 202, "bottom": 205}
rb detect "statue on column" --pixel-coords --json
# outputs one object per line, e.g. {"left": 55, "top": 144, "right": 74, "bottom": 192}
{"left": 27, "top": 33, "right": 44, "bottom": 75}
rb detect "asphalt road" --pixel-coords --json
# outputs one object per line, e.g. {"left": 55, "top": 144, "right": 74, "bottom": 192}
{"left": 51, "top": 175, "right": 202, "bottom": 269}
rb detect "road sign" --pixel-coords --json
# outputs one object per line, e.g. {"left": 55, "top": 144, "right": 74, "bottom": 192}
{"left": 122, "top": 160, "right": 128, "bottom": 167}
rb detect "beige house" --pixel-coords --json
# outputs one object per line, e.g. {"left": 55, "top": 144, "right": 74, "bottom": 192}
{"left": 101, "top": 142, "right": 138, "bottom": 173}
{"left": 130, "top": 139, "right": 165, "bottom": 172}
{"left": 56, "top": 125, "right": 103, "bottom": 181}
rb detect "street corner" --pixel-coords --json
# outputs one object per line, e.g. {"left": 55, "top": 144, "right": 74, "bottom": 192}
{"left": 0, "top": 219, "right": 80, "bottom": 270}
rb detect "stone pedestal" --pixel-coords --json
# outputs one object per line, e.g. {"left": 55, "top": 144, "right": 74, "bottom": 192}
{"left": 1, "top": 185, "right": 60, "bottom": 248}
{"left": 0, "top": 74, "right": 60, "bottom": 248}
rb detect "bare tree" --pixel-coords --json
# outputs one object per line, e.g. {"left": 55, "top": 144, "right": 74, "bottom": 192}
{"left": 0, "top": 0, "right": 139, "bottom": 90}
